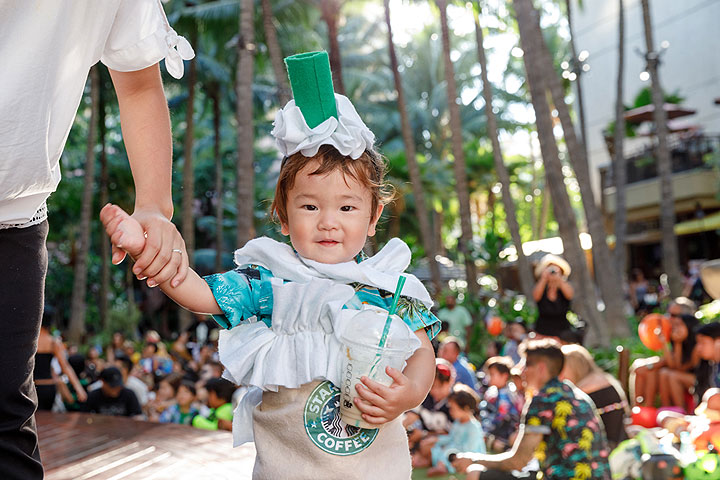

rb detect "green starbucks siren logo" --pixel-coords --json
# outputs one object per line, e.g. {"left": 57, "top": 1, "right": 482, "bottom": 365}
{"left": 304, "top": 381, "right": 378, "bottom": 456}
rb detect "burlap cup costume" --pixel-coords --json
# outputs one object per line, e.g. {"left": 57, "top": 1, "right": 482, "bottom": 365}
{"left": 204, "top": 52, "right": 440, "bottom": 479}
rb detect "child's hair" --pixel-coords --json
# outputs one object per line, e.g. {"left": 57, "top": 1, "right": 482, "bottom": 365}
{"left": 485, "top": 356, "right": 514, "bottom": 376}
{"left": 435, "top": 358, "right": 455, "bottom": 384}
{"left": 560, "top": 344, "right": 599, "bottom": 381}
{"left": 697, "top": 322, "right": 720, "bottom": 339}
{"left": 158, "top": 372, "right": 184, "bottom": 394}
{"left": 205, "top": 377, "right": 235, "bottom": 404}
{"left": 448, "top": 386, "right": 480, "bottom": 416}
{"left": 178, "top": 380, "right": 197, "bottom": 397}
{"left": 270, "top": 145, "right": 394, "bottom": 225}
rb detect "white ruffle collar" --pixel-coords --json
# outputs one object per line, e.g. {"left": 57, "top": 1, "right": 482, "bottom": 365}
{"left": 271, "top": 94, "right": 375, "bottom": 160}
{"left": 233, "top": 237, "right": 433, "bottom": 307}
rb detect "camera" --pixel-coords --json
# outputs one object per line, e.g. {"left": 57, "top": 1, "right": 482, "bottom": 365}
{"left": 548, "top": 267, "right": 558, "bottom": 275}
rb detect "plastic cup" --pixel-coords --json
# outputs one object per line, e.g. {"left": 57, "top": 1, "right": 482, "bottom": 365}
{"left": 338, "top": 338, "right": 406, "bottom": 429}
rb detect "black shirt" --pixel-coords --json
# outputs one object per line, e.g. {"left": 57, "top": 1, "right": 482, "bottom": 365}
{"left": 535, "top": 287, "right": 571, "bottom": 336}
{"left": 84, "top": 387, "right": 142, "bottom": 417}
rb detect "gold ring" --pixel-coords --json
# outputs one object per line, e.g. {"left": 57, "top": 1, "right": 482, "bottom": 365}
{"left": 172, "top": 249, "right": 183, "bottom": 255}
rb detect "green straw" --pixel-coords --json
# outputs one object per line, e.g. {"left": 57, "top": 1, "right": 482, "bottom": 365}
{"left": 369, "top": 276, "right": 406, "bottom": 376}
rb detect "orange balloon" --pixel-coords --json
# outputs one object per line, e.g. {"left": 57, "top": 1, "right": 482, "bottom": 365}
{"left": 488, "top": 316, "right": 504, "bottom": 336}
{"left": 638, "top": 313, "right": 671, "bottom": 351}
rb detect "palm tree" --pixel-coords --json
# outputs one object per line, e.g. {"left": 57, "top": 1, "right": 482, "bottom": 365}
{"left": 564, "top": 0, "right": 588, "bottom": 156}
{"left": 69, "top": 66, "right": 100, "bottom": 344}
{"left": 437, "top": 0, "right": 478, "bottom": 295}
{"left": 528, "top": 0, "right": 628, "bottom": 337}
{"left": 236, "top": 0, "right": 256, "bottom": 247}
{"left": 513, "top": 0, "right": 607, "bottom": 345}
{"left": 319, "top": 0, "right": 345, "bottom": 95}
{"left": 182, "top": 25, "right": 198, "bottom": 268}
{"left": 261, "top": 0, "right": 291, "bottom": 105}
{"left": 613, "top": 0, "right": 628, "bottom": 282}
{"left": 640, "top": 0, "right": 683, "bottom": 295}
{"left": 473, "top": 1, "right": 534, "bottom": 301}
{"left": 383, "top": 0, "right": 442, "bottom": 294}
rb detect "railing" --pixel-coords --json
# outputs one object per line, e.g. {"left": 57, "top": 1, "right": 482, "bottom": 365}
{"left": 600, "top": 134, "right": 720, "bottom": 190}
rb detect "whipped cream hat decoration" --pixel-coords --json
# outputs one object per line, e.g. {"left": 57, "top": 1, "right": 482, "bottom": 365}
{"left": 271, "top": 51, "right": 375, "bottom": 160}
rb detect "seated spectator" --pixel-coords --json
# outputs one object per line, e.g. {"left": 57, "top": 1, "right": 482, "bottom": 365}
{"left": 452, "top": 338, "right": 611, "bottom": 480}
{"left": 114, "top": 354, "right": 149, "bottom": 407}
{"left": 83, "top": 366, "right": 143, "bottom": 419}
{"left": 631, "top": 297, "right": 697, "bottom": 406}
{"left": 193, "top": 377, "right": 234, "bottom": 431}
{"left": 426, "top": 388, "right": 486, "bottom": 476}
{"left": 629, "top": 268, "right": 650, "bottom": 316}
{"left": 439, "top": 336, "right": 478, "bottom": 391}
{"left": 405, "top": 359, "right": 455, "bottom": 451}
{"left": 146, "top": 372, "right": 183, "bottom": 421}
{"left": 502, "top": 322, "right": 526, "bottom": 365}
{"left": 480, "top": 356, "right": 521, "bottom": 453}
{"left": 159, "top": 380, "right": 200, "bottom": 426}
{"left": 658, "top": 313, "right": 700, "bottom": 409}
{"left": 560, "top": 345, "right": 629, "bottom": 448}
{"left": 437, "top": 294, "right": 473, "bottom": 346}
{"left": 695, "top": 322, "right": 720, "bottom": 389}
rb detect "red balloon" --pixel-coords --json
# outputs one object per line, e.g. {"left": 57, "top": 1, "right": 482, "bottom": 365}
{"left": 488, "top": 316, "right": 504, "bottom": 336}
{"left": 638, "top": 313, "right": 672, "bottom": 351}
{"left": 631, "top": 406, "right": 658, "bottom": 428}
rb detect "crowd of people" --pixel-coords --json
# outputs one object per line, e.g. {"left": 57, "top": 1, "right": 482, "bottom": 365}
{"left": 38, "top": 317, "right": 234, "bottom": 433}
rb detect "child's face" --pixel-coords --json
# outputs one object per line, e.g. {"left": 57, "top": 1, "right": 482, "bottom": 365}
{"left": 487, "top": 367, "right": 509, "bottom": 389}
{"left": 176, "top": 385, "right": 195, "bottom": 407}
{"left": 447, "top": 400, "right": 469, "bottom": 421}
{"left": 280, "top": 161, "right": 382, "bottom": 264}
{"left": 696, "top": 334, "right": 717, "bottom": 360}
{"left": 157, "top": 381, "right": 175, "bottom": 401}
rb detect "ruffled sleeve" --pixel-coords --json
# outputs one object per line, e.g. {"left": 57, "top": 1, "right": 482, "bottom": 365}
{"left": 101, "top": 0, "right": 194, "bottom": 79}
{"left": 204, "top": 266, "right": 275, "bottom": 329}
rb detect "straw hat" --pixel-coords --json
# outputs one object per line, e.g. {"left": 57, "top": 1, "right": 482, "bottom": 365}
{"left": 534, "top": 254, "right": 571, "bottom": 279}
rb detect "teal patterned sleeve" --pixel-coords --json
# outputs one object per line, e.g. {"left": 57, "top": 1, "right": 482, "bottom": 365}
{"left": 203, "top": 266, "right": 274, "bottom": 329}
{"left": 396, "top": 297, "right": 441, "bottom": 341}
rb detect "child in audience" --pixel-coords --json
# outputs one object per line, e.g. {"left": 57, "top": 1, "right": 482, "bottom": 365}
{"left": 419, "top": 387, "right": 486, "bottom": 476}
{"left": 405, "top": 359, "right": 456, "bottom": 451}
{"left": 193, "top": 377, "right": 234, "bottom": 431}
{"left": 481, "top": 356, "right": 522, "bottom": 452}
{"left": 159, "top": 380, "right": 200, "bottom": 426}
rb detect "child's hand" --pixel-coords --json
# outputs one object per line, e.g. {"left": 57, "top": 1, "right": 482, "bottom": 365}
{"left": 353, "top": 366, "right": 419, "bottom": 426}
{"left": 100, "top": 203, "right": 146, "bottom": 261}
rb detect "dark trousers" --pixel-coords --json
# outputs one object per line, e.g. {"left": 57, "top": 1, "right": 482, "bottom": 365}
{"left": 0, "top": 221, "right": 47, "bottom": 479}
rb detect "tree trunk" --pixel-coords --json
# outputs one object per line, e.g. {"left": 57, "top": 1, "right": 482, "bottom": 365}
{"left": 528, "top": 1, "right": 628, "bottom": 337}
{"left": 640, "top": 0, "right": 683, "bottom": 296}
{"left": 437, "top": 0, "right": 478, "bottom": 295}
{"left": 538, "top": 183, "right": 550, "bottom": 239}
{"left": 565, "top": 0, "right": 588, "bottom": 157}
{"left": 529, "top": 134, "right": 538, "bottom": 241}
{"left": 99, "top": 79, "right": 110, "bottom": 329}
{"left": 474, "top": 2, "right": 534, "bottom": 301}
{"left": 513, "top": 0, "right": 607, "bottom": 345}
{"left": 384, "top": 0, "right": 442, "bottom": 294}
{"left": 68, "top": 66, "right": 100, "bottom": 344}
{"left": 613, "top": 0, "right": 629, "bottom": 283}
{"left": 236, "top": 0, "right": 256, "bottom": 247}
{"left": 261, "top": 0, "right": 291, "bottom": 105}
{"left": 320, "top": 0, "right": 345, "bottom": 95}
{"left": 179, "top": 27, "right": 198, "bottom": 332}
{"left": 210, "top": 84, "right": 224, "bottom": 273}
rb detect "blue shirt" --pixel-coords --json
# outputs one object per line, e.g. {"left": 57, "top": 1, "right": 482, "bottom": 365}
{"left": 453, "top": 357, "right": 478, "bottom": 391}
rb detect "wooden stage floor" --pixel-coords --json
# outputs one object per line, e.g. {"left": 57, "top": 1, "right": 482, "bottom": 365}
{"left": 36, "top": 411, "right": 257, "bottom": 480}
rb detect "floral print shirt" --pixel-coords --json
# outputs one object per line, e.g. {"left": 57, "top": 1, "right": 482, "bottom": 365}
{"left": 522, "top": 377, "right": 612, "bottom": 480}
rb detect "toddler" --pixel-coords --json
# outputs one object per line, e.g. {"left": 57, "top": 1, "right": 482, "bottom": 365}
{"left": 481, "top": 356, "right": 521, "bottom": 452}
{"left": 415, "top": 387, "right": 486, "bottom": 476}
{"left": 102, "top": 51, "right": 438, "bottom": 478}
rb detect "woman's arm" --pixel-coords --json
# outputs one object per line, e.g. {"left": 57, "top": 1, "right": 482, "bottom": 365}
{"left": 557, "top": 277, "right": 574, "bottom": 301}
{"left": 54, "top": 341, "right": 87, "bottom": 402}
{"left": 532, "top": 274, "right": 548, "bottom": 302}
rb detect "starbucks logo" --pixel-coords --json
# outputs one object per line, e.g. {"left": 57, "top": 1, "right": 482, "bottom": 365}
{"left": 303, "top": 381, "right": 378, "bottom": 456}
